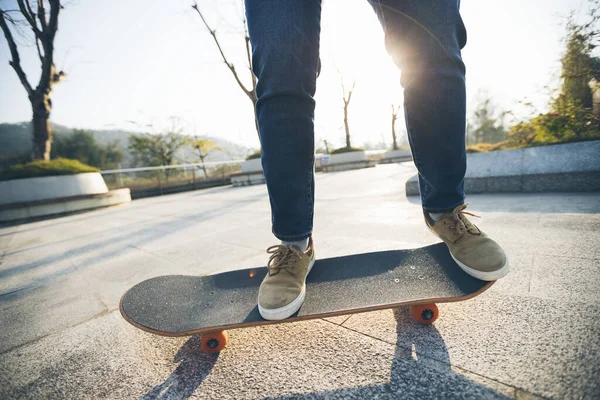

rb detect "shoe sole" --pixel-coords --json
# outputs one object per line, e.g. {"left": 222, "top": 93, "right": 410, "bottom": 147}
{"left": 258, "top": 256, "right": 316, "bottom": 321}
{"left": 450, "top": 250, "right": 510, "bottom": 281}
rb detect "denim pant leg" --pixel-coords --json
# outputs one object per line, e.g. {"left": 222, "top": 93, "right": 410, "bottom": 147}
{"left": 370, "top": 0, "right": 468, "bottom": 213}
{"left": 245, "top": 1, "right": 322, "bottom": 241}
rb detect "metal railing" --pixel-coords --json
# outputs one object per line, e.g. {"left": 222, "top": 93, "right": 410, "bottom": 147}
{"left": 100, "top": 160, "right": 246, "bottom": 199}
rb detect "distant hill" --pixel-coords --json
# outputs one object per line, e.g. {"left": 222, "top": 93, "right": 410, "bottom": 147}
{"left": 0, "top": 122, "right": 252, "bottom": 168}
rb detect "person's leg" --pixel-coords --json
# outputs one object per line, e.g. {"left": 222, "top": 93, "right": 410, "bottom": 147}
{"left": 246, "top": 0, "right": 322, "bottom": 242}
{"left": 245, "top": 0, "right": 321, "bottom": 320}
{"left": 369, "top": 0, "right": 467, "bottom": 213}
{"left": 369, "top": 0, "right": 509, "bottom": 280}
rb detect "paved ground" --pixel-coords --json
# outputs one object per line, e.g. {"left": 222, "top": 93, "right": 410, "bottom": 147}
{"left": 1, "top": 162, "right": 599, "bottom": 399}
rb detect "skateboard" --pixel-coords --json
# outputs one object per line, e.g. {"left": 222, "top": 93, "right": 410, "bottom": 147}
{"left": 120, "top": 243, "right": 494, "bottom": 353}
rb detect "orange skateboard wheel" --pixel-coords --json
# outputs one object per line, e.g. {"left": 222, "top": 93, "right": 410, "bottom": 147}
{"left": 410, "top": 303, "right": 439, "bottom": 324}
{"left": 200, "top": 330, "right": 228, "bottom": 353}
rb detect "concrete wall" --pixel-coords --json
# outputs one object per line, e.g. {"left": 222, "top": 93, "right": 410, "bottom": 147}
{"left": 406, "top": 140, "right": 600, "bottom": 195}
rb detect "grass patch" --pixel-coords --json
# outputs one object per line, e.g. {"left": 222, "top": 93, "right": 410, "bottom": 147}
{"left": 0, "top": 158, "right": 99, "bottom": 181}
{"left": 330, "top": 146, "right": 364, "bottom": 155}
{"left": 466, "top": 143, "right": 503, "bottom": 153}
{"left": 387, "top": 146, "right": 411, "bottom": 151}
{"left": 246, "top": 150, "right": 261, "bottom": 160}
{"left": 466, "top": 136, "right": 600, "bottom": 154}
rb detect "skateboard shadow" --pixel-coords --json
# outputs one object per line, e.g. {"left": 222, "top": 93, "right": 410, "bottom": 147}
{"left": 141, "top": 336, "right": 218, "bottom": 400}
{"left": 265, "top": 308, "right": 510, "bottom": 399}
{"left": 141, "top": 308, "right": 509, "bottom": 399}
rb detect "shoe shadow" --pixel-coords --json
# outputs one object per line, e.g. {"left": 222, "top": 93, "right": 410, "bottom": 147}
{"left": 141, "top": 336, "right": 218, "bottom": 400}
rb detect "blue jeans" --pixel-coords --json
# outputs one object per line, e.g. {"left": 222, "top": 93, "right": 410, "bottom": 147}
{"left": 245, "top": 0, "right": 468, "bottom": 241}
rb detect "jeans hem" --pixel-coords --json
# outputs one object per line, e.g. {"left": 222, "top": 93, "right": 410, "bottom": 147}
{"left": 422, "top": 200, "right": 464, "bottom": 214}
{"left": 272, "top": 229, "right": 312, "bottom": 242}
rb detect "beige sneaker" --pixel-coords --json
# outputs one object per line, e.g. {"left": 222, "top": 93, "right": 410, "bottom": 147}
{"left": 424, "top": 204, "right": 509, "bottom": 281}
{"left": 258, "top": 238, "right": 316, "bottom": 320}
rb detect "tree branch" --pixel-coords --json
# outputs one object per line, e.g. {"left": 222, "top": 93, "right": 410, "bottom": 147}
{"left": 46, "top": 0, "right": 59, "bottom": 40}
{"left": 35, "top": 36, "right": 43, "bottom": 61}
{"left": 243, "top": 17, "right": 256, "bottom": 91}
{"left": 392, "top": 104, "right": 401, "bottom": 120}
{"left": 192, "top": 2, "right": 252, "bottom": 98}
{"left": 38, "top": 0, "right": 62, "bottom": 92}
{"left": 36, "top": 0, "right": 48, "bottom": 32}
{"left": 346, "top": 81, "right": 356, "bottom": 104}
{"left": 0, "top": 10, "right": 34, "bottom": 96}
{"left": 16, "top": 0, "right": 41, "bottom": 37}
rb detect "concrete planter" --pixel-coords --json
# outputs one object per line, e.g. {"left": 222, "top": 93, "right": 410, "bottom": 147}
{"left": 241, "top": 158, "right": 263, "bottom": 173}
{"left": 405, "top": 140, "right": 600, "bottom": 195}
{"left": 0, "top": 189, "right": 131, "bottom": 222}
{"left": 0, "top": 172, "right": 131, "bottom": 222}
{"left": 381, "top": 149, "right": 412, "bottom": 164}
{"left": 0, "top": 172, "right": 108, "bottom": 205}
{"left": 231, "top": 171, "right": 266, "bottom": 187}
{"left": 231, "top": 158, "right": 265, "bottom": 187}
{"left": 322, "top": 151, "right": 376, "bottom": 172}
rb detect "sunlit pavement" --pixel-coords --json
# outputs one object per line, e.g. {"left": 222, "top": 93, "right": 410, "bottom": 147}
{"left": 1, "top": 162, "right": 599, "bottom": 399}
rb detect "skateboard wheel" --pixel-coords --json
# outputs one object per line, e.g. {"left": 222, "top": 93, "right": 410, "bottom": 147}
{"left": 200, "top": 330, "right": 228, "bottom": 353}
{"left": 410, "top": 303, "right": 439, "bottom": 324}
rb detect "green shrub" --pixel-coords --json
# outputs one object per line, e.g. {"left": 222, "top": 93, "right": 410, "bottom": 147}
{"left": 466, "top": 143, "right": 502, "bottom": 153}
{"left": 505, "top": 101, "right": 600, "bottom": 148}
{"left": 0, "top": 158, "right": 99, "bottom": 181}
{"left": 246, "top": 150, "right": 262, "bottom": 160}
{"left": 330, "top": 146, "right": 364, "bottom": 155}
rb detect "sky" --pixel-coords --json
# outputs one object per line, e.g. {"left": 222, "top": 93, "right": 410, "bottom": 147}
{"left": 0, "top": 0, "right": 588, "bottom": 150}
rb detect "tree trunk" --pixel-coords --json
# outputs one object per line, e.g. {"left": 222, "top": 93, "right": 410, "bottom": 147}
{"left": 251, "top": 95, "right": 259, "bottom": 138}
{"left": 200, "top": 154, "right": 208, "bottom": 178}
{"left": 31, "top": 94, "right": 52, "bottom": 161}
{"left": 391, "top": 107, "right": 398, "bottom": 151}
{"left": 344, "top": 102, "right": 351, "bottom": 148}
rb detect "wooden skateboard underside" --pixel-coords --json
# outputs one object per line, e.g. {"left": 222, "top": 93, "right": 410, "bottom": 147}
{"left": 120, "top": 243, "right": 493, "bottom": 336}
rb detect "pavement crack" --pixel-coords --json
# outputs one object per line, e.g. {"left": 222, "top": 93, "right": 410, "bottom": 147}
{"left": 0, "top": 309, "right": 118, "bottom": 356}
{"left": 0, "top": 286, "right": 32, "bottom": 298}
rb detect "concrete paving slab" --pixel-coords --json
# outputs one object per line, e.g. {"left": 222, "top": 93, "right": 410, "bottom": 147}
{"left": 0, "top": 273, "right": 106, "bottom": 353}
{"left": 0, "top": 313, "right": 166, "bottom": 399}
{"left": 341, "top": 292, "right": 600, "bottom": 399}
{"left": 0, "top": 311, "right": 517, "bottom": 400}
{"left": 0, "top": 164, "right": 599, "bottom": 399}
{"left": 530, "top": 255, "right": 600, "bottom": 303}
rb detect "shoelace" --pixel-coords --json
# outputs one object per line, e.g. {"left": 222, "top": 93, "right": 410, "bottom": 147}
{"left": 444, "top": 204, "right": 481, "bottom": 235}
{"left": 266, "top": 245, "right": 304, "bottom": 276}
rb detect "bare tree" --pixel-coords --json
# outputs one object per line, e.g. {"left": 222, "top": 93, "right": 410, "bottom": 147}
{"left": 192, "top": 1, "right": 258, "bottom": 137}
{"left": 0, "top": 1, "right": 66, "bottom": 161}
{"left": 391, "top": 104, "right": 401, "bottom": 150}
{"left": 340, "top": 77, "right": 356, "bottom": 149}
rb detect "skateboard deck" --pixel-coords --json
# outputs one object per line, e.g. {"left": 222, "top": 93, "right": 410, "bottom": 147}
{"left": 120, "top": 243, "right": 494, "bottom": 351}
